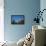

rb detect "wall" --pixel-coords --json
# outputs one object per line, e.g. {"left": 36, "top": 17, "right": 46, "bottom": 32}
{"left": 4, "top": 0, "right": 40, "bottom": 42}
{"left": 0, "top": 0, "right": 4, "bottom": 42}
{"left": 40, "top": 0, "right": 46, "bottom": 27}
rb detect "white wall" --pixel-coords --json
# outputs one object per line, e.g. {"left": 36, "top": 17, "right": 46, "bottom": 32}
{"left": 0, "top": 0, "right": 4, "bottom": 42}
{"left": 40, "top": 0, "right": 46, "bottom": 27}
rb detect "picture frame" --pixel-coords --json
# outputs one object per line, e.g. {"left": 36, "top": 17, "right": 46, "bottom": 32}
{"left": 11, "top": 15, "right": 25, "bottom": 24}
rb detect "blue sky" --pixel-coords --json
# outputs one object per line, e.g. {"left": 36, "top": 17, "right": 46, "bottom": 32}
{"left": 12, "top": 15, "right": 24, "bottom": 22}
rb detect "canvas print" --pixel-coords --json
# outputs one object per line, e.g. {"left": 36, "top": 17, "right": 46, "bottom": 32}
{"left": 11, "top": 15, "right": 25, "bottom": 24}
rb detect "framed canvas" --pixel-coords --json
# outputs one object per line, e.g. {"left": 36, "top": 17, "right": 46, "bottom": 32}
{"left": 11, "top": 15, "right": 25, "bottom": 24}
